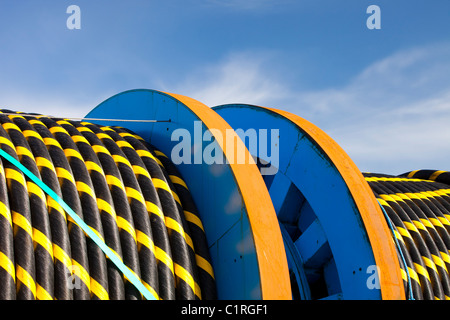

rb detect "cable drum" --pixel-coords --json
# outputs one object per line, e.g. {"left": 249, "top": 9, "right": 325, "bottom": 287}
{"left": 364, "top": 172, "right": 450, "bottom": 300}
{"left": 0, "top": 110, "right": 216, "bottom": 300}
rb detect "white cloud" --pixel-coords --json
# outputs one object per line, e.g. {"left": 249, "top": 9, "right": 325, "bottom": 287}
{"left": 167, "top": 51, "right": 289, "bottom": 108}
{"left": 298, "top": 43, "right": 450, "bottom": 174}
{"left": 4, "top": 40, "right": 447, "bottom": 176}
{"left": 172, "top": 43, "right": 450, "bottom": 175}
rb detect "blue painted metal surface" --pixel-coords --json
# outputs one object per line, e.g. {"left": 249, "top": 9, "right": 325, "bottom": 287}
{"left": 214, "top": 104, "right": 381, "bottom": 300}
{"left": 85, "top": 89, "right": 261, "bottom": 299}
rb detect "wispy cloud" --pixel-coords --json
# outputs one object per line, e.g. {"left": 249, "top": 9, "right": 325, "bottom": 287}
{"left": 167, "top": 51, "right": 289, "bottom": 107}
{"left": 298, "top": 43, "right": 450, "bottom": 174}
{"left": 172, "top": 43, "right": 450, "bottom": 174}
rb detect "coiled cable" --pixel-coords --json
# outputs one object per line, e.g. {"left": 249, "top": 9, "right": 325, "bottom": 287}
{"left": 0, "top": 110, "right": 216, "bottom": 300}
{"left": 364, "top": 171, "right": 450, "bottom": 300}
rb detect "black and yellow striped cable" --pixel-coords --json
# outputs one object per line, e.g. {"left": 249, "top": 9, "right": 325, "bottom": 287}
{"left": 0, "top": 110, "right": 215, "bottom": 300}
{"left": 0, "top": 135, "right": 16, "bottom": 300}
{"left": 28, "top": 115, "right": 88, "bottom": 300}
{"left": 1, "top": 115, "right": 55, "bottom": 300}
{"left": 68, "top": 120, "right": 143, "bottom": 300}
{"left": 93, "top": 124, "right": 201, "bottom": 300}
{"left": 365, "top": 171, "right": 450, "bottom": 300}
{"left": 149, "top": 144, "right": 217, "bottom": 300}
{"left": 403, "top": 170, "right": 450, "bottom": 186}
{"left": 113, "top": 126, "right": 217, "bottom": 299}
{"left": 0, "top": 116, "right": 38, "bottom": 300}
{"left": 56, "top": 119, "right": 126, "bottom": 300}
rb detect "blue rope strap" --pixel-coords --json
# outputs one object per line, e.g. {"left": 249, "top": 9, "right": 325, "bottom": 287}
{"left": 0, "top": 148, "right": 158, "bottom": 300}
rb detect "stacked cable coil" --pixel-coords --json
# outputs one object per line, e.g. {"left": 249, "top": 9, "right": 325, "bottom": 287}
{"left": 364, "top": 170, "right": 450, "bottom": 300}
{"left": 0, "top": 110, "right": 216, "bottom": 300}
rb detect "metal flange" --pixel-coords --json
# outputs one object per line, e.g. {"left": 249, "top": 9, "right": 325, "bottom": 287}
{"left": 214, "top": 103, "right": 405, "bottom": 300}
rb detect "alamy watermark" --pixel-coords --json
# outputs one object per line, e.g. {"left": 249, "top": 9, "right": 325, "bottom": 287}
{"left": 66, "top": 5, "right": 81, "bottom": 30}
{"left": 65, "top": 5, "right": 380, "bottom": 30}
{"left": 366, "top": 265, "right": 381, "bottom": 290}
{"left": 366, "top": 5, "right": 381, "bottom": 30}
{"left": 65, "top": 265, "right": 82, "bottom": 290}
{"left": 170, "top": 121, "right": 279, "bottom": 176}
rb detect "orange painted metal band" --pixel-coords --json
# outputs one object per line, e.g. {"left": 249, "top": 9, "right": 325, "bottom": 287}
{"left": 265, "top": 107, "right": 405, "bottom": 300}
{"left": 164, "top": 92, "right": 292, "bottom": 300}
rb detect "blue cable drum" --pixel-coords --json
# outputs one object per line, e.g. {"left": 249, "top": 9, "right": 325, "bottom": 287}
{"left": 86, "top": 89, "right": 291, "bottom": 300}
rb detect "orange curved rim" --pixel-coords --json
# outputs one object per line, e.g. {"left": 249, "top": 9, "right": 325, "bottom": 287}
{"left": 164, "top": 92, "right": 292, "bottom": 300}
{"left": 265, "top": 107, "right": 405, "bottom": 300}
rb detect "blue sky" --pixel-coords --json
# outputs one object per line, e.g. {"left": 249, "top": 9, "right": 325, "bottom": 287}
{"left": 0, "top": 0, "right": 449, "bottom": 174}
